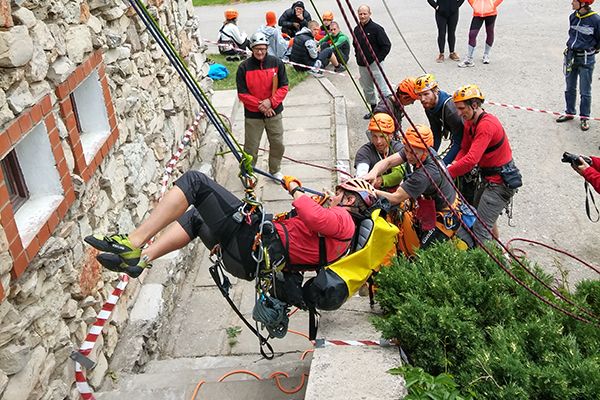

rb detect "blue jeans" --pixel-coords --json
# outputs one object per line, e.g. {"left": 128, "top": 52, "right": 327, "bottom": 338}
{"left": 565, "top": 53, "right": 595, "bottom": 118}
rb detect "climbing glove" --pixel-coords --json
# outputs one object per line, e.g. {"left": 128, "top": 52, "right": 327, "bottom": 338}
{"left": 281, "top": 175, "right": 302, "bottom": 194}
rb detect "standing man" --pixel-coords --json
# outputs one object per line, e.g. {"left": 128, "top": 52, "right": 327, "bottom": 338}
{"left": 556, "top": 0, "right": 600, "bottom": 131}
{"left": 237, "top": 32, "right": 289, "bottom": 180}
{"left": 414, "top": 74, "right": 463, "bottom": 165}
{"left": 353, "top": 5, "right": 392, "bottom": 119}
{"left": 279, "top": 1, "right": 312, "bottom": 38}
{"left": 448, "top": 84, "right": 522, "bottom": 246}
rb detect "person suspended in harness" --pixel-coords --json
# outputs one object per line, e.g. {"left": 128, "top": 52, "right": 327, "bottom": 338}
{"left": 83, "top": 171, "right": 373, "bottom": 283}
{"left": 448, "top": 84, "right": 522, "bottom": 247}
{"left": 414, "top": 73, "right": 463, "bottom": 165}
{"left": 363, "top": 124, "right": 474, "bottom": 253}
{"left": 372, "top": 76, "right": 419, "bottom": 135}
{"left": 217, "top": 8, "right": 250, "bottom": 60}
{"left": 355, "top": 113, "right": 407, "bottom": 192}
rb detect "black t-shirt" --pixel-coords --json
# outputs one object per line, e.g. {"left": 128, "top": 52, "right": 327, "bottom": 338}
{"left": 399, "top": 149, "right": 456, "bottom": 211}
{"left": 354, "top": 140, "right": 404, "bottom": 170}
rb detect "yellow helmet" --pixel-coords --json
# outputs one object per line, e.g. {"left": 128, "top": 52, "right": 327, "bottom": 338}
{"left": 452, "top": 84, "right": 485, "bottom": 103}
{"left": 368, "top": 113, "right": 395, "bottom": 134}
{"left": 402, "top": 124, "right": 433, "bottom": 150}
{"left": 414, "top": 74, "right": 438, "bottom": 94}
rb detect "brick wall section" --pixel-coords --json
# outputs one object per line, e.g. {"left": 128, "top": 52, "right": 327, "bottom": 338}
{"left": 56, "top": 50, "right": 119, "bottom": 182}
{"left": 0, "top": 94, "right": 76, "bottom": 279}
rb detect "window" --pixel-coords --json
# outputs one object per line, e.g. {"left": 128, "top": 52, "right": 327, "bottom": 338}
{"left": 1, "top": 150, "right": 29, "bottom": 211}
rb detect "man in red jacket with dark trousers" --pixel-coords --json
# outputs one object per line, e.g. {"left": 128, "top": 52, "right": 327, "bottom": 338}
{"left": 448, "top": 84, "right": 522, "bottom": 246}
{"left": 573, "top": 155, "right": 600, "bottom": 193}
{"left": 237, "top": 32, "right": 289, "bottom": 180}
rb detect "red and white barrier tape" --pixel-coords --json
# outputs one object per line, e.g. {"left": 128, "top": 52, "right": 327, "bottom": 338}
{"left": 159, "top": 113, "right": 203, "bottom": 199}
{"left": 205, "top": 40, "right": 347, "bottom": 77}
{"left": 74, "top": 276, "right": 129, "bottom": 400}
{"left": 313, "top": 338, "right": 392, "bottom": 347}
{"left": 487, "top": 100, "right": 600, "bottom": 121}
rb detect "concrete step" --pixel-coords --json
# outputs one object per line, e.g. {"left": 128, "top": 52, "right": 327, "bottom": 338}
{"left": 114, "top": 354, "right": 311, "bottom": 391}
{"left": 96, "top": 376, "right": 307, "bottom": 400}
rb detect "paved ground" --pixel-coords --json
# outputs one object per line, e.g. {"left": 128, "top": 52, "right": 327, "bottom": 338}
{"left": 197, "top": 0, "right": 600, "bottom": 284}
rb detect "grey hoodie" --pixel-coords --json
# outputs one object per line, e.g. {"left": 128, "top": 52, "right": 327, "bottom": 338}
{"left": 257, "top": 24, "right": 289, "bottom": 59}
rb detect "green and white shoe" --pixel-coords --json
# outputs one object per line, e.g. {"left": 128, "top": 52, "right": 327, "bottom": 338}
{"left": 84, "top": 234, "right": 141, "bottom": 266}
{"left": 96, "top": 253, "right": 150, "bottom": 278}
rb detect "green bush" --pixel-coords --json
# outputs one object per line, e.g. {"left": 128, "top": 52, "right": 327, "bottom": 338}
{"left": 373, "top": 242, "right": 600, "bottom": 399}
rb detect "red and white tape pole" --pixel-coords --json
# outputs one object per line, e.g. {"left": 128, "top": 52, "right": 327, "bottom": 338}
{"left": 487, "top": 100, "right": 600, "bottom": 122}
{"left": 159, "top": 112, "right": 203, "bottom": 199}
{"left": 73, "top": 276, "right": 129, "bottom": 400}
{"left": 74, "top": 115, "right": 203, "bottom": 398}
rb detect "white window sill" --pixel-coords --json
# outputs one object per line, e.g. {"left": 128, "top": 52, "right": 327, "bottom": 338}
{"left": 15, "top": 194, "right": 64, "bottom": 248}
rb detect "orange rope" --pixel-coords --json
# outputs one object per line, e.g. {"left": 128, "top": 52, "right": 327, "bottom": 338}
{"left": 301, "top": 349, "right": 314, "bottom": 360}
{"left": 269, "top": 371, "right": 308, "bottom": 394}
{"left": 288, "top": 329, "right": 311, "bottom": 342}
{"left": 190, "top": 380, "right": 206, "bottom": 400}
{"left": 218, "top": 369, "right": 262, "bottom": 382}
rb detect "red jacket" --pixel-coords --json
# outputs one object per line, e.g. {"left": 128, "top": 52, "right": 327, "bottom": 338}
{"left": 275, "top": 196, "right": 355, "bottom": 267}
{"left": 448, "top": 112, "right": 512, "bottom": 184}
{"left": 583, "top": 156, "right": 600, "bottom": 194}
{"left": 468, "top": 0, "right": 503, "bottom": 17}
{"left": 236, "top": 54, "right": 289, "bottom": 119}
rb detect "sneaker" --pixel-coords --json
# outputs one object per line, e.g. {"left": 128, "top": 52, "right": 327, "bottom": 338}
{"left": 436, "top": 53, "right": 444, "bottom": 63}
{"left": 449, "top": 52, "right": 460, "bottom": 61}
{"left": 363, "top": 111, "right": 372, "bottom": 120}
{"left": 482, "top": 54, "right": 490, "bottom": 64}
{"left": 308, "top": 69, "right": 324, "bottom": 77}
{"left": 581, "top": 119, "right": 590, "bottom": 131}
{"left": 334, "top": 64, "right": 346, "bottom": 73}
{"left": 97, "top": 253, "right": 149, "bottom": 278}
{"left": 458, "top": 58, "right": 475, "bottom": 68}
{"left": 272, "top": 171, "right": 284, "bottom": 182}
{"left": 556, "top": 115, "right": 574, "bottom": 123}
{"left": 84, "top": 234, "right": 141, "bottom": 266}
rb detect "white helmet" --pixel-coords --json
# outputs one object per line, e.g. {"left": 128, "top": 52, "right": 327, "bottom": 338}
{"left": 249, "top": 32, "right": 269, "bottom": 48}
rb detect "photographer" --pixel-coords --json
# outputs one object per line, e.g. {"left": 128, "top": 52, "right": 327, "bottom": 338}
{"left": 569, "top": 153, "right": 600, "bottom": 193}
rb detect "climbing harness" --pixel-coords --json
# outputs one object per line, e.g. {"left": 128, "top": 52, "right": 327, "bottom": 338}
{"left": 585, "top": 181, "right": 600, "bottom": 222}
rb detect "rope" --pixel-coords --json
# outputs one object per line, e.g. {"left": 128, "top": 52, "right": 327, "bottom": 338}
{"left": 380, "top": 0, "right": 427, "bottom": 74}
{"left": 334, "top": 0, "right": 600, "bottom": 325}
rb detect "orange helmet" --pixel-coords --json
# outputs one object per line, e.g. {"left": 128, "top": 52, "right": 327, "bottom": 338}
{"left": 452, "top": 84, "right": 485, "bottom": 103}
{"left": 368, "top": 113, "right": 395, "bottom": 134}
{"left": 322, "top": 11, "right": 334, "bottom": 21}
{"left": 396, "top": 77, "right": 418, "bottom": 100}
{"left": 402, "top": 124, "right": 434, "bottom": 150}
{"left": 224, "top": 8, "right": 238, "bottom": 20}
{"left": 336, "top": 178, "right": 377, "bottom": 208}
{"left": 414, "top": 74, "right": 438, "bottom": 94}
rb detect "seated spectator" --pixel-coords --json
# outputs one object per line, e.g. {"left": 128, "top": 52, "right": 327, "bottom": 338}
{"left": 355, "top": 113, "right": 407, "bottom": 191}
{"left": 289, "top": 20, "right": 321, "bottom": 73}
{"left": 257, "top": 11, "right": 289, "bottom": 59}
{"left": 573, "top": 155, "right": 600, "bottom": 194}
{"left": 217, "top": 8, "right": 249, "bottom": 60}
{"left": 318, "top": 21, "right": 350, "bottom": 72}
{"left": 279, "top": 1, "right": 312, "bottom": 38}
{"left": 319, "top": 11, "right": 335, "bottom": 40}
{"left": 373, "top": 77, "right": 419, "bottom": 133}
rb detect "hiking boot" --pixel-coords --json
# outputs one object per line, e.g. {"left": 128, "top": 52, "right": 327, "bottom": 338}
{"left": 84, "top": 234, "right": 141, "bottom": 266}
{"left": 363, "top": 104, "right": 376, "bottom": 120}
{"left": 97, "top": 253, "right": 150, "bottom": 278}
{"left": 436, "top": 53, "right": 444, "bottom": 63}
{"left": 581, "top": 119, "right": 590, "bottom": 131}
{"left": 556, "top": 115, "right": 574, "bottom": 123}
{"left": 334, "top": 64, "right": 346, "bottom": 73}
{"left": 449, "top": 52, "right": 460, "bottom": 61}
{"left": 458, "top": 58, "right": 474, "bottom": 68}
{"left": 225, "top": 55, "right": 241, "bottom": 62}
{"left": 482, "top": 54, "right": 490, "bottom": 64}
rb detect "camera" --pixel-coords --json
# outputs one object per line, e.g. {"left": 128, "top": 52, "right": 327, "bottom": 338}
{"left": 562, "top": 152, "right": 591, "bottom": 166}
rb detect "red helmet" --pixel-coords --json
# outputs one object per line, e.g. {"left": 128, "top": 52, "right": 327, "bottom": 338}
{"left": 579, "top": 0, "right": 594, "bottom": 4}
{"left": 337, "top": 178, "right": 377, "bottom": 208}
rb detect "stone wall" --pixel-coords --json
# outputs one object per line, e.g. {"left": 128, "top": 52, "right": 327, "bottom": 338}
{"left": 0, "top": 0, "right": 211, "bottom": 398}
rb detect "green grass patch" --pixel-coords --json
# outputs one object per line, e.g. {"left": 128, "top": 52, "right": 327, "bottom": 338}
{"left": 192, "top": 0, "right": 271, "bottom": 6}
{"left": 373, "top": 242, "right": 600, "bottom": 400}
{"left": 207, "top": 53, "right": 308, "bottom": 91}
